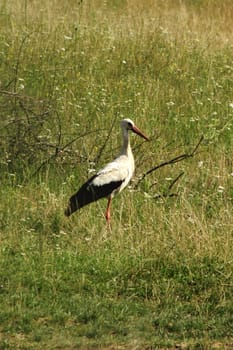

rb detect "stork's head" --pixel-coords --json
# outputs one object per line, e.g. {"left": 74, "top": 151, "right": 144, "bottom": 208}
{"left": 121, "top": 118, "right": 149, "bottom": 141}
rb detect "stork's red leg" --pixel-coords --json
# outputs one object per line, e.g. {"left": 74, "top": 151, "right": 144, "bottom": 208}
{"left": 105, "top": 197, "right": 112, "bottom": 224}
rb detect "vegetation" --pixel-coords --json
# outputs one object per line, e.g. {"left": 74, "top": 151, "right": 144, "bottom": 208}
{"left": 0, "top": 0, "right": 233, "bottom": 348}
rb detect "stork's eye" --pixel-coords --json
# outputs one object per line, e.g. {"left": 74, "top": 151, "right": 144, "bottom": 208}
{"left": 127, "top": 122, "right": 132, "bottom": 128}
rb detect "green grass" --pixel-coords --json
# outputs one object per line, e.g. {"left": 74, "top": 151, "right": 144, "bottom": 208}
{"left": 0, "top": 0, "right": 233, "bottom": 349}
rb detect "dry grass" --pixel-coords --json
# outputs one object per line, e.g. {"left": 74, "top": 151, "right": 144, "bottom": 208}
{"left": 4, "top": 0, "right": 233, "bottom": 47}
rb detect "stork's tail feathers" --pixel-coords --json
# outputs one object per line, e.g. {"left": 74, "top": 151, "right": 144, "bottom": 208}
{"left": 64, "top": 207, "right": 70, "bottom": 217}
{"left": 64, "top": 175, "right": 97, "bottom": 217}
{"left": 64, "top": 203, "right": 73, "bottom": 217}
{"left": 64, "top": 197, "right": 80, "bottom": 217}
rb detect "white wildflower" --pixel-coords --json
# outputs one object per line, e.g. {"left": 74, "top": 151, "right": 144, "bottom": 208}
{"left": 64, "top": 35, "right": 72, "bottom": 40}
{"left": 166, "top": 101, "right": 175, "bottom": 107}
{"left": 218, "top": 186, "right": 224, "bottom": 193}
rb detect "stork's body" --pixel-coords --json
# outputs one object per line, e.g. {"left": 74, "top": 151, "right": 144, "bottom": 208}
{"left": 65, "top": 119, "right": 149, "bottom": 223}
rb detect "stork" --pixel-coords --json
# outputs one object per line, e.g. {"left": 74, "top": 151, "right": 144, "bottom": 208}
{"left": 64, "top": 118, "right": 149, "bottom": 224}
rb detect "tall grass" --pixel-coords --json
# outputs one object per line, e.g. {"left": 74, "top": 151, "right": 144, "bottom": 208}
{"left": 0, "top": 1, "right": 233, "bottom": 349}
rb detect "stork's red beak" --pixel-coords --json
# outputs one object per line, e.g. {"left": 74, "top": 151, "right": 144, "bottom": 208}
{"left": 132, "top": 125, "right": 149, "bottom": 141}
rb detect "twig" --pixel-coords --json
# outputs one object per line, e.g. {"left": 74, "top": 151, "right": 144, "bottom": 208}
{"left": 28, "top": 128, "right": 106, "bottom": 179}
{"left": 13, "top": 32, "right": 35, "bottom": 95}
{"left": 153, "top": 192, "right": 178, "bottom": 200}
{"left": 135, "top": 135, "right": 204, "bottom": 187}
{"left": 55, "top": 110, "right": 62, "bottom": 156}
{"left": 152, "top": 171, "right": 184, "bottom": 200}
{"left": 93, "top": 115, "right": 118, "bottom": 165}
{"left": 168, "top": 171, "right": 184, "bottom": 191}
{"left": 0, "top": 89, "right": 47, "bottom": 103}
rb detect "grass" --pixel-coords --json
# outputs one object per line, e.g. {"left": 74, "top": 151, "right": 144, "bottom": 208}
{"left": 0, "top": 0, "right": 233, "bottom": 348}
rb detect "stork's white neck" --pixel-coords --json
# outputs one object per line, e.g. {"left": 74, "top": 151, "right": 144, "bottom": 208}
{"left": 119, "top": 126, "right": 135, "bottom": 177}
{"left": 121, "top": 128, "right": 133, "bottom": 158}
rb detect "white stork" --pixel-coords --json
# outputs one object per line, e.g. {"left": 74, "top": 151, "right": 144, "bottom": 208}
{"left": 64, "top": 118, "right": 149, "bottom": 224}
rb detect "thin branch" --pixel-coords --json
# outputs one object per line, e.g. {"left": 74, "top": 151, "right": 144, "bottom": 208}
{"left": 153, "top": 192, "right": 179, "bottom": 200}
{"left": 93, "top": 115, "right": 118, "bottom": 165}
{"left": 28, "top": 128, "right": 106, "bottom": 179}
{"left": 135, "top": 135, "right": 204, "bottom": 187}
{"left": 148, "top": 171, "right": 184, "bottom": 200}
{"left": 0, "top": 89, "right": 48, "bottom": 103}
{"left": 13, "top": 31, "right": 35, "bottom": 95}
{"left": 54, "top": 110, "right": 62, "bottom": 156}
{"left": 61, "top": 128, "right": 106, "bottom": 151}
{"left": 168, "top": 171, "right": 185, "bottom": 191}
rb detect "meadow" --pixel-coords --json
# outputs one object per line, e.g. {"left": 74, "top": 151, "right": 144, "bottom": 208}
{"left": 0, "top": 0, "right": 233, "bottom": 349}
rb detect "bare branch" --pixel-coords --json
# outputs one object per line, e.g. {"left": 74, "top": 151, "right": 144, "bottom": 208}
{"left": 148, "top": 172, "right": 184, "bottom": 200}
{"left": 135, "top": 135, "right": 204, "bottom": 188}
{"left": 168, "top": 171, "right": 184, "bottom": 192}
{"left": 93, "top": 115, "right": 118, "bottom": 165}
{"left": 13, "top": 31, "right": 36, "bottom": 96}
{"left": 28, "top": 128, "right": 107, "bottom": 179}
